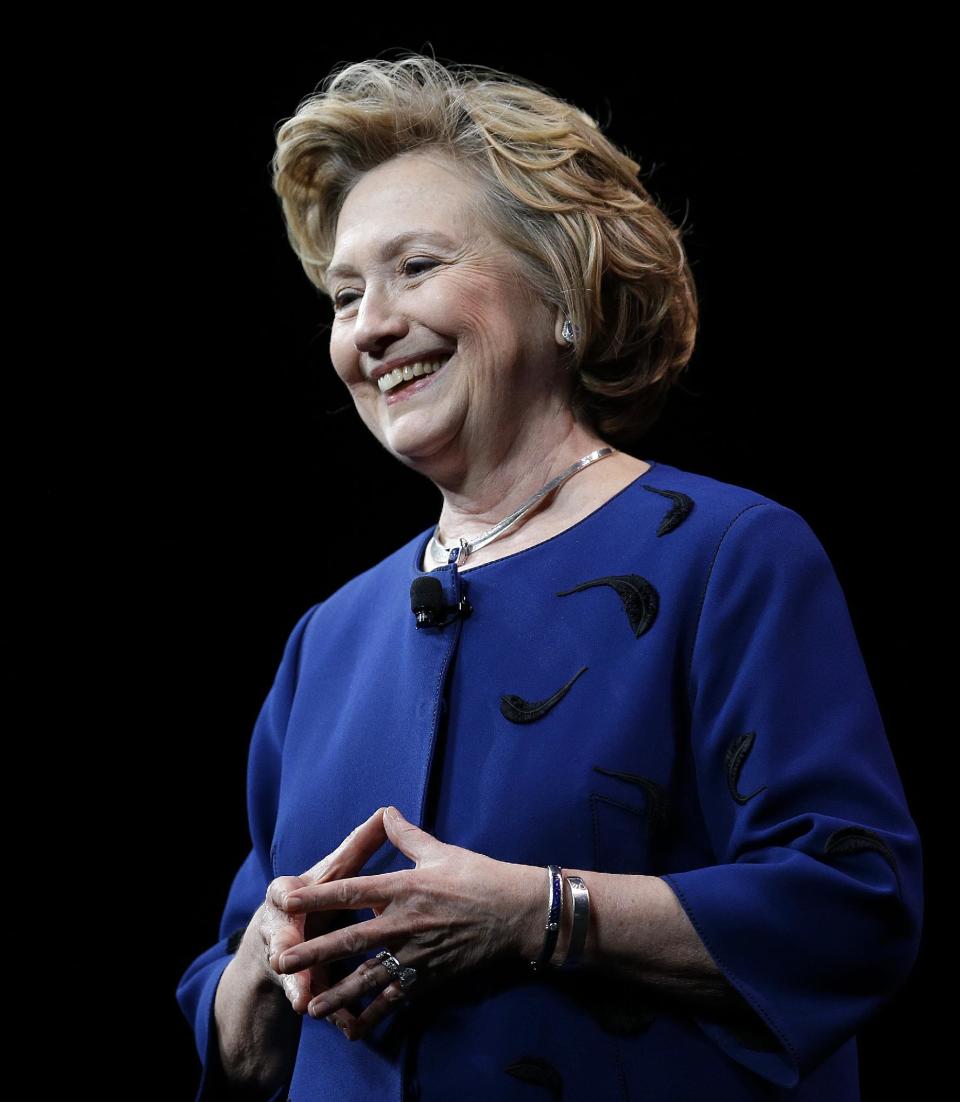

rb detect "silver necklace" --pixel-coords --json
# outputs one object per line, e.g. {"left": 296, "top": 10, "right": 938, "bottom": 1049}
{"left": 426, "top": 447, "right": 616, "bottom": 568}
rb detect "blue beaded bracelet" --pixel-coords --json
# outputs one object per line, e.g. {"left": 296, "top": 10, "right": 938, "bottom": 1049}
{"left": 529, "top": 864, "right": 563, "bottom": 972}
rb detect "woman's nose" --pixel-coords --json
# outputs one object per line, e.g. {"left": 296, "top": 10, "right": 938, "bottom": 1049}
{"left": 352, "top": 284, "right": 408, "bottom": 354}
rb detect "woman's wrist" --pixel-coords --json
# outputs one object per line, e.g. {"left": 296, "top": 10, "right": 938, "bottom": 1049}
{"left": 214, "top": 947, "right": 301, "bottom": 1092}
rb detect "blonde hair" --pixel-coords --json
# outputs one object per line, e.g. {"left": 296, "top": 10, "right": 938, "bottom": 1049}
{"left": 271, "top": 52, "right": 698, "bottom": 447}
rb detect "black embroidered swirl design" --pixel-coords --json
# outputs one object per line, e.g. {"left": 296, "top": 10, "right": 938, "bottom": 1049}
{"left": 725, "top": 731, "right": 767, "bottom": 804}
{"left": 503, "top": 1056, "right": 564, "bottom": 1097}
{"left": 641, "top": 485, "right": 695, "bottom": 535}
{"left": 500, "top": 665, "right": 589, "bottom": 724}
{"left": 555, "top": 575, "right": 659, "bottom": 639}
{"left": 824, "top": 826, "right": 904, "bottom": 901}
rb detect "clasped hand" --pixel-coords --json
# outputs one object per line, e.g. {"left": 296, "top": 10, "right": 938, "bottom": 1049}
{"left": 263, "top": 806, "right": 534, "bottom": 1042}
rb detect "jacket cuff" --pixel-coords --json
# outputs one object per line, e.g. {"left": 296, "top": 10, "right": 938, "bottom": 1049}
{"left": 660, "top": 872, "right": 803, "bottom": 1087}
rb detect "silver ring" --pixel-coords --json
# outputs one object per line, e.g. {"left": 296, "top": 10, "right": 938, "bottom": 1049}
{"left": 375, "top": 949, "right": 418, "bottom": 989}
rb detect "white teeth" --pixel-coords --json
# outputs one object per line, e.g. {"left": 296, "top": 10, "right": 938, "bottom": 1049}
{"left": 377, "top": 359, "right": 448, "bottom": 393}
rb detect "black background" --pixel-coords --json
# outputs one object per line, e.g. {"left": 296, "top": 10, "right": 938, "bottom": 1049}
{"left": 43, "top": 23, "right": 940, "bottom": 1097}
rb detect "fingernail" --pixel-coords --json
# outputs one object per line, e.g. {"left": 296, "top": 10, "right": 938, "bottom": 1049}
{"left": 311, "top": 999, "right": 330, "bottom": 1017}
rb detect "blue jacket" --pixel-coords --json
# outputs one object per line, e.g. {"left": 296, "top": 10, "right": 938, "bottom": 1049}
{"left": 176, "top": 458, "right": 923, "bottom": 1100}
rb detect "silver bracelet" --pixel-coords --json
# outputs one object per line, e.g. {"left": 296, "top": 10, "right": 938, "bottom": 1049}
{"left": 550, "top": 876, "right": 589, "bottom": 970}
{"left": 529, "top": 865, "right": 563, "bottom": 972}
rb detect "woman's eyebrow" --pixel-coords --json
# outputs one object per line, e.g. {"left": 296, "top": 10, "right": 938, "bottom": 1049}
{"left": 325, "top": 230, "right": 456, "bottom": 288}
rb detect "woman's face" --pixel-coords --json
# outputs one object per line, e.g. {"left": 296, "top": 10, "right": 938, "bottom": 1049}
{"left": 326, "top": 149, "right": 565, "bottom": 469}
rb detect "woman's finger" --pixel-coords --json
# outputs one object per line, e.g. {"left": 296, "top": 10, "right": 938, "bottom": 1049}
{"left": 280, "top": 970, "right": 309, "bottom": 1012}
{"left": 261, "top": 815, "right": 408, "bottom": 1023}
{"left": 264, "top": 809, "right": 390, "bottom": 998}
{"left": 272, "top": 868, "right": 403, "bottom": 916}
{"left": 267, "top": 873, "right": 311, "bottom": 909}
{"left": 305, "top": 951, "right": 410, "bottom": 1018}
{"left": 338, "top": 982, "right": 409, "bottom": 1042}
{"left": 326, "top": 1007, "right": 362, "bottom": 1041}
{"left": 265, "top": 875, "right": 312, "bottom": 956}
{"left": 276, "top": 912, "right": 413, "bottom": 974}
{"left": 265, "top": 893, "right": 308, "bottom": 974}
{"left": 298, "top": 808, "right": 390, "bottom": 887}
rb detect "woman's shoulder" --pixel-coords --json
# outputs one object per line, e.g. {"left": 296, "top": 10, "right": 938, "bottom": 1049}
{"left": 620, "top": 461, "right": 849, "bottom": 661}
{"left": 630, "top": 456, "right": 818, "bottom": 547}
{"left": 641, "top": 455, "right": 793, "bottom": 513}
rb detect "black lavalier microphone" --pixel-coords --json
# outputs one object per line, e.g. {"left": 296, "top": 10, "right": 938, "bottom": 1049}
{"left": 410, "top": 576, "right": 473, "bottom": 629}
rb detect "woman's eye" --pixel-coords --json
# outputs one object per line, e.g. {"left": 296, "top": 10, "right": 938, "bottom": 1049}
{"left": 333, "top": 259, "right": 437, "bottom": 310}
{"left": 402, "top": 257, "right": 437, "bottom": 277}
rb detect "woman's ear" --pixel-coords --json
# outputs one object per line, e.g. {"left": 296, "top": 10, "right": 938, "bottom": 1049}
{"left": 554, "top": 308, "right": 568, "bottom": 348}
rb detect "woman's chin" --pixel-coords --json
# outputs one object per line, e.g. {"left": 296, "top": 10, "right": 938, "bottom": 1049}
{"left": 386, "top": 427, "right": 454, "bottom": 464}
{"left": 379, "top": 414, "right": 462, "bottom": 467}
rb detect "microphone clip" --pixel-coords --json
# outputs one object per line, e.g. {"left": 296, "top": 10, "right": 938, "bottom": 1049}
{"left": 410, "top": 576, "right": 473, "bottom": 629}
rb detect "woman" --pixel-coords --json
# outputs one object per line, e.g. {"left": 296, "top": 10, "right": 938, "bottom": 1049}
{"left": 176, "top": 55, "right": 922, "bottom": 1100}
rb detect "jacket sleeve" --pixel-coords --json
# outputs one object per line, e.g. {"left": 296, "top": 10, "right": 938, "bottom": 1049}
{"left": 175, "top": 601, "right": 322, "bottom": 1101}
{"left": 659, "top": 502, "right": 923, "bottom": 1089}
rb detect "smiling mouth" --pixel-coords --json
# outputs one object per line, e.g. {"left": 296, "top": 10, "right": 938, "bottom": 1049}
{"left": 380, "top": 357, "right": 452, "bottom": 399}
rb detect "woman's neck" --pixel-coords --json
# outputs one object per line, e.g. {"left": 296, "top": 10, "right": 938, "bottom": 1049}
{"left": 422, "top": 435, "right": 650, "bottom": 573}
{"left": 432, "top": 421, "right": 612, "bottom": 537}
